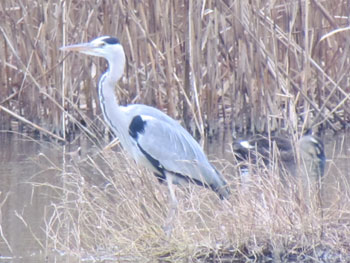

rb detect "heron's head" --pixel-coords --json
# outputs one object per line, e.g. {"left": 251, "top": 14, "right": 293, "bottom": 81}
{"left": 60, "top": 36, "right": 125, "bottom": 63}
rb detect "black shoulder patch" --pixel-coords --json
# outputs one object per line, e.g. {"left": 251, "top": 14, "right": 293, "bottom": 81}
{"left": 103, "top": 37, "right": 120, "bottom": 45}
{"left": 129, "top": 115, "right": 146, "bottom": 139}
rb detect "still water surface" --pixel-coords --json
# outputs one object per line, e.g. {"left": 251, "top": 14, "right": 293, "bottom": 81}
{"left": 0, "top": 130, "right": 349, "bottom": 262}
{"left": 0, "top": 133, "right": 61, "bottom": 262}
{"left": 0, "top": 132, "right": 99, "bottom": 262}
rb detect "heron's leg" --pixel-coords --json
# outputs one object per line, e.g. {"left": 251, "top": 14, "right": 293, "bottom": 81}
{"left": 163, "top": 173, "right": 178, "bottom": 236}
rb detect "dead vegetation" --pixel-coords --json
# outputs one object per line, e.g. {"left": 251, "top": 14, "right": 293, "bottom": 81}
{"left": 32, "top": 137, "right": 350, "bottom": 262}
{"left": 1, "top": 0, "right": 350, "bottom": 138}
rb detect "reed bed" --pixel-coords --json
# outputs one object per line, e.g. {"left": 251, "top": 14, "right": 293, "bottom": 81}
{"left": 1, "top": 0, "right": 350, "bottom": 138}
{"left": 30, "top": 137, "right": 349, "bottom": 262}
{"left": 2, "top": 0, "right": 350, "bottom": 261}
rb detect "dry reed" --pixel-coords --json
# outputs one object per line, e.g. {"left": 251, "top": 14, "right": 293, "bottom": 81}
{"left": 0, "top": 0, "right": 350, "bottom": 138}
{"left": 30, "top": 137, "right": 350, "bottom": 262}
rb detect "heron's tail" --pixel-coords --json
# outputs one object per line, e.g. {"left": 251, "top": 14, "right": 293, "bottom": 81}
{"left": 210, "top": 166, "right": 230, "bottom": 200}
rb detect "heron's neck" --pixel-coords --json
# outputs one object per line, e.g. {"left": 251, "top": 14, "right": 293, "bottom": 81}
{"left": 98, "top": 56, "right": 125, "bottom": 112}
{"left": 106, "top": 56, "right": 125, "bottom": 85}
{"left": 98, "top": 66, "right": 129, "bottom": 145}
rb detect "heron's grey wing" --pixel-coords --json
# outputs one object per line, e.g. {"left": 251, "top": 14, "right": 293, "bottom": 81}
{"left": 129, "top": 114, "right": 228, "bottom": 195}
{"left": 122, "top": 104, "right": 182, "bottom": 127}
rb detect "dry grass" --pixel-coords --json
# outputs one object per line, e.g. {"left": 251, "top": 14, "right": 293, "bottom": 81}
{"left": 1, "top": 0, "right": 350, "bottom": 137}
{"left": 28, "top": 137, "right": 349, "bottom": 262}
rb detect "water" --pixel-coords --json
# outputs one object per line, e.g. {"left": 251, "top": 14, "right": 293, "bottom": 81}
{"left": 0, "top": 130, "right": 349, "bottom": 262}
{"left": 0, "top": 132, "right": 118, "bottom": 262}
{"left": 0, "top": 133, "right": 60, "bottom": 262}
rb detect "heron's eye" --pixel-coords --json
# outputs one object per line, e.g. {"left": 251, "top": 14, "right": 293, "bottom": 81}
{"left": 99, "top": 42, "right": 106, "bottom": 47}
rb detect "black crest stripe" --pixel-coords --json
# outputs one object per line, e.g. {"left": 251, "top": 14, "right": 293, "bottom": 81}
{"left": 103, "top": 37, "right": 120, "bottom": 45}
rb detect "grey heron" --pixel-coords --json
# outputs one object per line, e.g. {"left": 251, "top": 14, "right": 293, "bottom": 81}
{"left": 60, "top": 36, "right": 230, "bottom": 228}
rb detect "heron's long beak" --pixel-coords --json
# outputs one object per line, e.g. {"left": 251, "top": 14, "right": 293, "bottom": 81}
{"left": 60, "top": 42, "right": 95, "bottom": 53}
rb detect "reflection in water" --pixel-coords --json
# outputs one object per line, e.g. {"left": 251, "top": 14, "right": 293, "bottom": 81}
{"left": 0, "top": 131, "right": 349, "bottom": 261}
{"left": 0, "top": 132, "right": 113, "bottom": 262}
{"left": 0, "top": 132, "right": 61, "bottom": 262}
{"left": 321, "top": 133, "right": 350, "bottom": 209}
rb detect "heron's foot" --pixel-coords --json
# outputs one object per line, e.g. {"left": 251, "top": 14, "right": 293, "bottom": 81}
{"left": 163, "top": 200, "right": 178, "bottom": 237}
{"left": 163, "top": 224, "right": 173, "bottom": 237}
